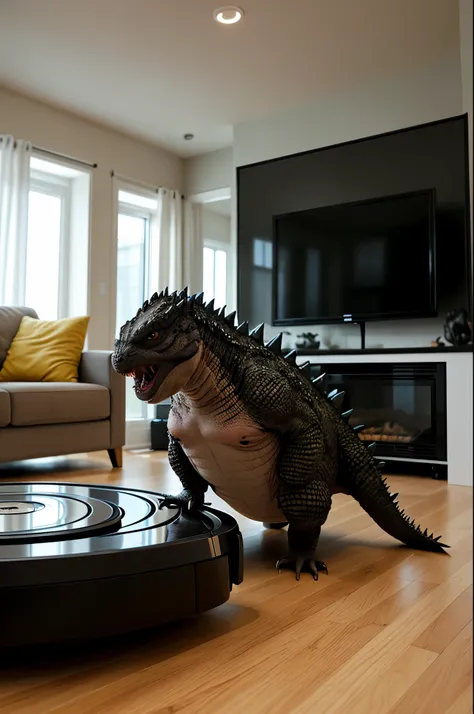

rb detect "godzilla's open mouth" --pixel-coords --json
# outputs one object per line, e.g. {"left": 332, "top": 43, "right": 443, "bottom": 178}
{"left": 127, "top": 364, "right": 164, "bottom": 401}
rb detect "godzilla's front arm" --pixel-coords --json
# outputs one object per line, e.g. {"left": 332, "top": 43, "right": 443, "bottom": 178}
{"left": 160, "top": 433, "right": 209, "bottom": 510}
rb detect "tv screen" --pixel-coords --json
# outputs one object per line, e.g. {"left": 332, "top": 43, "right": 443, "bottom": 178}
{"left": 273, "top": 189, "right": 437, "bottom": 325}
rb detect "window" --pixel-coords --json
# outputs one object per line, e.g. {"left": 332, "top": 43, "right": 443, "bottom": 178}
{"left": 203, "top": 245, "right": 227, "bottom": 308}
{"left": 116, "top": 189, "right": 157, "bottom": 421}
{"left": 26, "top": 156, "right": 90, "bottom": 321}
{"left": 26, "top": 188, "right": 63, "bottom": 320}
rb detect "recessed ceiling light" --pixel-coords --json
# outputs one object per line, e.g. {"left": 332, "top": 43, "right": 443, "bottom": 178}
{"left": 183, "top": 133, "right": 194, "bottom": 141}
{"left": 213, "top": 6, "right": 244, "bottom": 24}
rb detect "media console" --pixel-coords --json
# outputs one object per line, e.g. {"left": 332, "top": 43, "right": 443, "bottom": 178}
{"left": 296, "top": 348, "right": 473, "bottom": 487}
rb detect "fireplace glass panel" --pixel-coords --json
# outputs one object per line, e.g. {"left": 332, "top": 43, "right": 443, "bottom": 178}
{"left": 309, "top": 362, "right": 447, "bottom": 461}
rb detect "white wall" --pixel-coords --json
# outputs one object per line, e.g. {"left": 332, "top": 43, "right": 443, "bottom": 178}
{"left": 201, "top": 207, "right": 231, "bottom": 245}
{"left": 185, "top": 147, "right": 236, "bottom": 310}
{"left": 233, "top": 49, "right": 465, "bottom": 348}
{"left": 185, "top": 147, "right": 233, "bottom": 196}
{"left": 0, "top": 85, "right": 184, "bottom": 349}
{"left": 233, "top": 59, "right": 462, "bottom": 167}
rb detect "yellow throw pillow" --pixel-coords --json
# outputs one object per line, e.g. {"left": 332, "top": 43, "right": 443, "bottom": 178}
{"left": 0, "top": 315, "right": 90, "bottom": 383}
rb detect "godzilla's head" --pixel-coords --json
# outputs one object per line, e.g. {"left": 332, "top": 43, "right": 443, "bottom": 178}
{"left": 112, "top": 288, "right": 201, "bottom": 403}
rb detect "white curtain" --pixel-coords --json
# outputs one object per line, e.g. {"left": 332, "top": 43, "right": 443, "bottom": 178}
{"left": 151, "top": 188, "right": 203, "bottom": 296}
{"left": 0, "top": 135, "right": 32, "bottom": 305}
{"left": 183, "top": 200, "right": 203, "bottom": 295}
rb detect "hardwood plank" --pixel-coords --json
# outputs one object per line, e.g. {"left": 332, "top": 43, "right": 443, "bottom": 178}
{"left": 444, "top": 685, "right": 474, "bottom": 714}
{"left": 326, "top": 569, "right": 412, "bottom": 624}
{"left": 354, "top": 579, "right": 436, "bottom": 628}
{"left": 389, "top": 622, "right": 473, "bottom": 714}
{"left": 348, "top": 645, "right": 438, "bottom": 714}
{"left": 413, "top": 585, "right": 473, "bottom": 653}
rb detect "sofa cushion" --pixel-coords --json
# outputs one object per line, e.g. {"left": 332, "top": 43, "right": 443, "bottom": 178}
{"left": 0, "top": 389, "right": 10, "bottom": 427}
{"left": 1, "top": 382, "right": 110, "bottom": 427}
{"left": 0, "top": 315, "right": 89, "bottom": 383}
{"left": 0, "top": 307, "right": 38, "bottom": 371}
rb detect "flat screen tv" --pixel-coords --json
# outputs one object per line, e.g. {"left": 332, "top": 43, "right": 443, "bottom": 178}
{"left": 272, "top": 189, "right": 437, "bottom": 326}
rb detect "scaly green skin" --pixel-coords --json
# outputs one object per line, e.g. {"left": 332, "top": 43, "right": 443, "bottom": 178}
{"left": 112, "top": 288, "right": 449, "bottom": 580}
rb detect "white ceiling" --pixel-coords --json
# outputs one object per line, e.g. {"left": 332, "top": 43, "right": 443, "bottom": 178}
{"left": 0, "top": 0, "right": 460, "bottom": 157}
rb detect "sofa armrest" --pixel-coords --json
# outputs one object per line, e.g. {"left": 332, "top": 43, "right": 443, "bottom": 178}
{"left": 79, "top": 351, "right": 125, "bottom": 448}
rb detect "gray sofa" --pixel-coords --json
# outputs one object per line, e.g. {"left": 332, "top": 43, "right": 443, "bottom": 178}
{"left": 0, "top": 307, "right": 125, "bottom": 467}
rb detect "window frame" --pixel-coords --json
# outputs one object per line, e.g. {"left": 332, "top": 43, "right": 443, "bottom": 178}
{"left": 116, "top": 194, "right": 155, "bottom": 423}
{"left": 27, "top": 170, "right": 72, "bottom": 320}
{"left": 116, "top": 200, "right": 153, "bottom": 326}
{"left": 203, "top": 239, "right": 231, "bottom": 309}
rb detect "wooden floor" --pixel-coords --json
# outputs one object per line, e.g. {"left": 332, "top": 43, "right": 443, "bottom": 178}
{"left": 0, "top": 451, "right": 472, "bottom": 714}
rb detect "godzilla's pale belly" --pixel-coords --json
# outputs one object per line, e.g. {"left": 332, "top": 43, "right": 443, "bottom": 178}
{"left": 167, "top": 408, "right": 285, "bottom": 523}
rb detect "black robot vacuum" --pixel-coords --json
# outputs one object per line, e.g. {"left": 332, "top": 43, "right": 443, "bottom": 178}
{"left": 0, "top": 482, "right": 243, "bottom": 648}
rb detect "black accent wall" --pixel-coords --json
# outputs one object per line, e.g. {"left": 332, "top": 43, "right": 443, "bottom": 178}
{"left": 237, "top": 115, "right": 471, "bottom": 329}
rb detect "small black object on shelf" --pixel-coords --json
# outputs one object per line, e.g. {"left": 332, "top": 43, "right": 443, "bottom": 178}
{"left": 444, "top": 308, "right": 472, "bottom": 347}
{"left": 295, "top": 332, "right": 320, "bottom": 350}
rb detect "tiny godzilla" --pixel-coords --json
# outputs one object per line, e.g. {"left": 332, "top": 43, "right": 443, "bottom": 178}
{"left": 112, "top": 288, "right": 449, "bottom": 580}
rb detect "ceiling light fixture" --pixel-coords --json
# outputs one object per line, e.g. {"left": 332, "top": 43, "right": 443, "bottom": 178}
{"left": 213, "top": 6, "right": 244, "bottom": 24}
{"left": 183, "top": 133, "right": 194, "bottom": 140}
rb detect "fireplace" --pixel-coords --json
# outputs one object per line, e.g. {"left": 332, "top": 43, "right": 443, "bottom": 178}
{"left": 309, "top": 362, "right": 447, "bottom": 463}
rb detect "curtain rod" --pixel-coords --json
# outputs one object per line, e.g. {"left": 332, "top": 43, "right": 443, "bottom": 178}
{"left": 111, "top": 170, "right": 185, "bottom": 199}
{"left": 0, "top": 136, "right": 97, "bottom": 169}
{"left": 33, "top": 145, "right": 97, "bottom": 169}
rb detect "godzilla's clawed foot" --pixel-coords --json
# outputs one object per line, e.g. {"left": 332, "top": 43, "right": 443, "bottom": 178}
{"left": 158, "top": 492, "right": 206, "bottom": 511}
{"left": 276, "top": 556, "right": 328, "bottom": 581}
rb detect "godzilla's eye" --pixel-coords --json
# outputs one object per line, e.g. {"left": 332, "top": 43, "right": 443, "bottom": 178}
{"left": 147, "top": 331, "right": 159, "bottom": 340}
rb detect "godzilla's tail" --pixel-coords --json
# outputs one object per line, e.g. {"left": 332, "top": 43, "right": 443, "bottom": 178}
{"left": 345, "top": 459, "right": 449, "bottom": 553}
{"left": 311, "top": 377, "right": 450, "bottom": 553}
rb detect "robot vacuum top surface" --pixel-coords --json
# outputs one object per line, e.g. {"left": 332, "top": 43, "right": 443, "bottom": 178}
{"left": 0, "top": 483, "right": 241, "bottom": 589}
